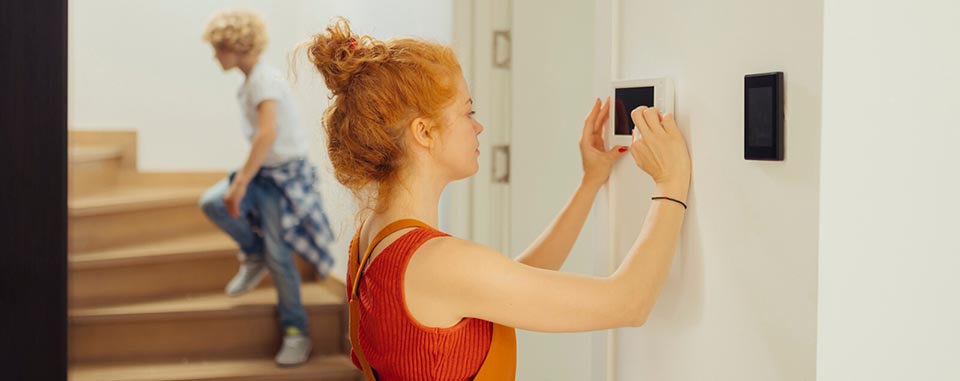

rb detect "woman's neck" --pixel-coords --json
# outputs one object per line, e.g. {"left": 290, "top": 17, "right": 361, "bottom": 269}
{"left": 374, "top": 172, "right": 446, "bottom": 229}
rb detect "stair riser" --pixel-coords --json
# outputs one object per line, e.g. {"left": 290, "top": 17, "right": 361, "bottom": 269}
{"left": 70, "top": 205, "right": 217, "bottom": 252}
{"left": 199, "top": 374, "right": 361, "bottom": 381}
{"left": 70, "top": 252, "right": 316, "bottom": 308}
{"left": 70, "top": 158, "right": 122, "bottom": 197}
{"left": 69, "top": 365, "right": 361, "bottom": 381}
{"left": 69, "top": 309, "right": 345, "bottom": 364}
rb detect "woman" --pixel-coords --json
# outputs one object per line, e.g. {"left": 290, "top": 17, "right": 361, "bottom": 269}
{"left": 304, "top": 17, "right": 691, "bottom": 380}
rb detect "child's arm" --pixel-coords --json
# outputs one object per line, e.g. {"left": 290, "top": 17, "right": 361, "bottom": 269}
{"left": 223, "top": 100, "right": 278, "bottom": 217}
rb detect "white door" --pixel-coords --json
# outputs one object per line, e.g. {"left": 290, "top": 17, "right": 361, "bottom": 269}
{"left": 452, "top": 0, "right": 512, "bottom": 253}
{"left": 454, "top": 1, "right": 607, "bottom": 379}
{"left": 510, "top": 1, "right": 606, "bottom": 380}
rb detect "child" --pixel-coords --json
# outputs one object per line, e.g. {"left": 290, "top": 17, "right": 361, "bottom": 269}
{"left": 199, "top": 9, "right": 335, "bottom": 367}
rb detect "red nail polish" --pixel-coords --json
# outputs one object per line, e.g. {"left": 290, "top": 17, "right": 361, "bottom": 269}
{"left": 618, "top": 147, "right": 627, "bottom": 153}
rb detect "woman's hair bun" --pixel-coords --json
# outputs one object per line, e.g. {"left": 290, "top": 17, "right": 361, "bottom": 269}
{"left": 305, "top": 17, "right": 388, "bottom": 95}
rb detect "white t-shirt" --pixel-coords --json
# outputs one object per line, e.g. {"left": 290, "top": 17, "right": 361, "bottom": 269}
{"left": 237, "top": 62, "right": 308, "bottom": 167}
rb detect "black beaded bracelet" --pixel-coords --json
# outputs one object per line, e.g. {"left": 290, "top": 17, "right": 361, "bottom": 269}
{"left": 652, "top": 196, "right": 687, "bottom": 209}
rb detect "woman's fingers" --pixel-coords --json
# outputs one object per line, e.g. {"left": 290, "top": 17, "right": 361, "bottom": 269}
{"left": 630, "top": 126, "right": 648, "bottom": 167}
{"left": 582, "top": 98, "right": 601, "bottom": 145}
{"left": 630, "top": 106, "right": 653, "bottom": 137}
{"left": 595, "top": 96, "right": 610, "bottom": 134}
{"left": 662, "top": 113, "right": 678, "bottom": 135}
{"left": 593, "top": 97, "right": 611, "bottom": 150}
{"left": 642, "top": 107, "right": 666, "bottom": 135}
{"left": 585, "top": 98, "right": 600, "bottom": 129}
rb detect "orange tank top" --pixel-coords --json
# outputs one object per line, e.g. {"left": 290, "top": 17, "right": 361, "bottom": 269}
{"left": 347, "top": 224, "right": 495, "bottom": 381}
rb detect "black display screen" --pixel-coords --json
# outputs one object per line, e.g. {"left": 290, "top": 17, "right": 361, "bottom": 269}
{"left": 744, "top": 72, "right": 784, "bottom": 161}
{"left": 614, "top": 86, "right": 655, "bottom": 136}
{"left": 747, "top": 86, "right": 774, "bottom": 147}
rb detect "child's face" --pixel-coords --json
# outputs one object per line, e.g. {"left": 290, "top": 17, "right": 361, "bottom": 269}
{"left": 212, "top": 45, "right": 240, "bottom": 71}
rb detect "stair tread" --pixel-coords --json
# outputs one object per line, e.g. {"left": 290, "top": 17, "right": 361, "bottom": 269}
{"left": 69, "top": 355, "right": 359, "bottom": 381}
{"left": 71, "top": 281, "right": 344, "bottom": 323}
{"left": 72, "top": 233, "right": 236, "bottom": 268}
{"left": 70, "top": 186, "right": 207, "bottom": 216}
{"left": 70, "top": 146, "right": 123, "bottom": 163}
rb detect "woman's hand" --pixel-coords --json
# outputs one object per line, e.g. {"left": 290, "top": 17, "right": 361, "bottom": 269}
{"left": 580, "top": 97, "right": 628, "bottom": 188}
{"left": 628, "top": 106, "right": 691, "bottom": 200}
{"left": 223, "top": 181, "right": 248, "bottom": 218}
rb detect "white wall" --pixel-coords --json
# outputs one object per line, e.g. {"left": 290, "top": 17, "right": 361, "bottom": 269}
{"left": 600, "top": 0, "right": 822, "bottom": 379}
{"left": 69, "top": 0, "right": 453, "bottom": 280}
{"left": 818, "top": 1, "right": 960, "bottom": 379}
{"left": 511, "top": 1, "right": 603, "bottom": 381}
{"left": 69, "top": 0, "right": 451, "bottom": 171}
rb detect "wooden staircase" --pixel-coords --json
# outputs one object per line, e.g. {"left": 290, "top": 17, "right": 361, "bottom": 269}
{"left": 67, "top": 130, "right": 360, "bottom": 381}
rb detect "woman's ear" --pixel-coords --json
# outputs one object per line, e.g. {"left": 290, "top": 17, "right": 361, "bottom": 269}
{"left": 408, "top": 117, "right": 436, "bottom": 149}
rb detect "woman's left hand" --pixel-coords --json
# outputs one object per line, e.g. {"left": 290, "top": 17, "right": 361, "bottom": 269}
{"left": 580, "top": 97, "right": 627, "bottom": 187}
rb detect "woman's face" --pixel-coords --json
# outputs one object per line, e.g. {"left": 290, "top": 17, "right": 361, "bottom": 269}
{"left": 433, "top": 74, "right": 484, "bottom": 181}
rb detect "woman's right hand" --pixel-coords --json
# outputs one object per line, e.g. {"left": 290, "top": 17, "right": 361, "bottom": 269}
{"left": 628, "top": 106, "right": 691, "bottom": 200}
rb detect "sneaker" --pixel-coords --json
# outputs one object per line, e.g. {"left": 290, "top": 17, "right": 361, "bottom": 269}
{"left": 275, "top": 327, "right": 312, "bottom": 367}
{"left": 224, "top": 256, "right": 268, "bottom": 297}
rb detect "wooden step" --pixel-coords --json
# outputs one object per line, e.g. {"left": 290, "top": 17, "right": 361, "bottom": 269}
{"left": 69, "top": 281, "right": 348, "bottom": 364}
{"left": 69, "top": 186, "right": 217, "bottom": 252}
{"left": 69, "top": 356, "right": 361, "bottom": 381}
{"left": 71, "top": 233, "right": 238, "bottom": 269}
{"left": 70, "top": 186, "right": 209, "bottom": 217}
{"left": 71, "top": 146, "right": 124, "bottom": 164}
{"left": 70, "top": 233, "right": 317, "bottom": 308}
{"left": 70, "top": 146, "right": 124, "bottom": 196}
{"left": 69, "top": 130, "right": 139, "bottom": 197}
{"left": 128, "top": 172, "right": 227, "bottom": 188}
{"left": 69, "top": 130, "right": 137, "bottom": 170}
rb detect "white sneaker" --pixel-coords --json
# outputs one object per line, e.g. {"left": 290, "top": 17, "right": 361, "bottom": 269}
{"left": 275, "top": 327, "right": 312, "bottom": 367}
{"left": 224, "top": 257, "right": 268, "bottom": 297}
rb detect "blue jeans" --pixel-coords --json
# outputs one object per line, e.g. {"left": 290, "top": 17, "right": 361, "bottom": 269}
{"left": 199, "top": 177, "right": 309, "bottom": 334}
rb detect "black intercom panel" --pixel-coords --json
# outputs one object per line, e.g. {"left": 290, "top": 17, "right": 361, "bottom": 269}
{"left": 614, "top": 86, "right": 656, "bottom": 136}
{"left": 744, "top": 72, "right": 784, "bottom": 161}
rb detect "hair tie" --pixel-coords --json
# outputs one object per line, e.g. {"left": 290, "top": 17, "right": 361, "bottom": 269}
{"left": 348, "top": 37, "right": 358, "bottom": 51}
{"left": 651, "top": 196, "right": 687, "bottom": 209}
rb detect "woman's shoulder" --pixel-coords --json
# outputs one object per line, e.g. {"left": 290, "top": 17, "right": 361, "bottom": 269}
{"left": 390, "top": 225, "right": 451, "bottom": 255}
{"left": 408, "top": 232, "right": 496, "bottom": 269}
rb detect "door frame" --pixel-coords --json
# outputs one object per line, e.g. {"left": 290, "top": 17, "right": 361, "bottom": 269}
{"left": 0, "top": 0, "right": 69, "bottom": 380}
{"left": 450, "top": 0, "right": 512, "bottom": 253}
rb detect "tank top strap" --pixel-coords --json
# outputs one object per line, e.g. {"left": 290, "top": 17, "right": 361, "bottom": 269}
{"left": 350, "top": 218, "right": 432, "bottom": 299}
{"left": 347, "top": 218, "right": 517, "bottom": 381}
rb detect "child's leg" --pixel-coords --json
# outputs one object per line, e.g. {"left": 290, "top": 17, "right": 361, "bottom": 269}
{"left": 199, "top": 178, "right": 265, "bottom": 259}
{"left": 254, "top": 182, "right": 309, "bottom": 334}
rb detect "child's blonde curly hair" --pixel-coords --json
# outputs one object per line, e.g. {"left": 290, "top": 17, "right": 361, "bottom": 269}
{"left": 202, "top": 9, "right": 268, "bottom": 54}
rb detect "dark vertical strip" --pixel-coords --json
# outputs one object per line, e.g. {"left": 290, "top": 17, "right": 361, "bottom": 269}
{"left": 0, "top": 0, "right": 68, "bottom": 379}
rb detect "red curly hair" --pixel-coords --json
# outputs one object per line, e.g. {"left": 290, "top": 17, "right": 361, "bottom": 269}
{"left": 303, "top": 17, "right": 462, "bottom": 220}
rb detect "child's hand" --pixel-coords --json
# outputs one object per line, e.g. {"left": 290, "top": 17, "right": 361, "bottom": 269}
{"left": 223, "top": 183, "right": 247, "bottom": 218}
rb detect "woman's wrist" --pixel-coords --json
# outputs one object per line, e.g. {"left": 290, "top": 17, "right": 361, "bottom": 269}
{"left": 654, "top": 181, "right": 689, "bottom": 203}
{"left": 580, "top": 177, "right": 605, "bottom": 193}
